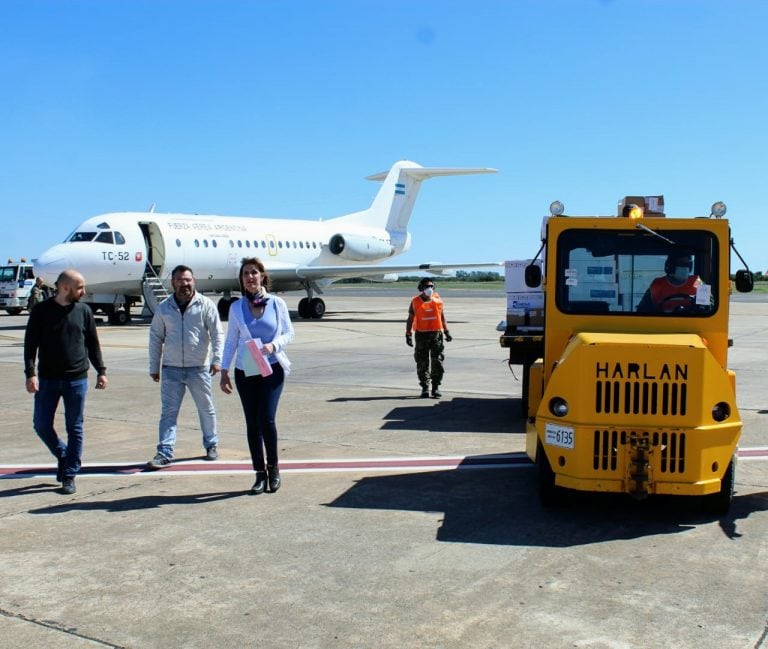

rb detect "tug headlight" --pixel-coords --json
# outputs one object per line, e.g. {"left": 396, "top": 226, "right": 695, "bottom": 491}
{"left": 550, "top": 201, "right": 565, "bottom": 217}
{"left": 710, "top": 201, "right": 727, "bottom": 218}
{"left": 712, "top": 401, "right": 731, "bottom": 422}
{"left": 549, "top": 397, "right": 569, "bottom": 417}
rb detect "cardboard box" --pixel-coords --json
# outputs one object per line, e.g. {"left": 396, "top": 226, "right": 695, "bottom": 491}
{"left": 506, "top": 307, "right": 527, "bottom": 327}
{"left": 506, "top": 292, "right": 545, "bottom": 312}
{"left": 527, "top": 308, "right": 544, "bottom": 326}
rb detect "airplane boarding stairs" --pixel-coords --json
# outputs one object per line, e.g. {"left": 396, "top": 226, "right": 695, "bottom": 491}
{"left": 141, "top": 267, "right": 170, "bottom": 316}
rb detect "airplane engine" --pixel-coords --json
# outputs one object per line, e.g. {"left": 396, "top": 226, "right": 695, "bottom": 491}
{"left": 328, "top": 233, "right": 394, "bottom": 261}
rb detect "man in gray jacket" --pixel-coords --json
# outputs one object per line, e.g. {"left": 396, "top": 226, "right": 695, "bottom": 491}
{"left": 147, "top": 265, "right": 224, "bottom": 469}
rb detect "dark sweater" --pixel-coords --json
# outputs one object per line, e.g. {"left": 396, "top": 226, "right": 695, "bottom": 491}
{"left": 24, "top": 299, "right": 106, "bottom": 380}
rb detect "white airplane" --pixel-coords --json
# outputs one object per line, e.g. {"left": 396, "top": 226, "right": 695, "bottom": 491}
{"left": 33, "top": 160, "right": 497, "bottom": 324}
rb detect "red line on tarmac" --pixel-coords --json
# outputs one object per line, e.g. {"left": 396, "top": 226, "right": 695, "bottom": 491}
{"left": 2, "top": 447, "right": 767, "bottom": 479}
{"left": 0, "top": 454, "right": 528, "bottom": 479}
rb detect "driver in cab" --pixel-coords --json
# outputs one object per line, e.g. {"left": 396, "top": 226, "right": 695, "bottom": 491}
{"left": 638, "top": 252, "right": 702, "bottom": 313}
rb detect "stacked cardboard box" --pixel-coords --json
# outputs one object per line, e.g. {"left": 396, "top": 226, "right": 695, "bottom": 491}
{"left": 505, "top": 259, "right": 544, "bottom": 329}
{"left": 565, "top": 252, "right": 619, "bottom": 308}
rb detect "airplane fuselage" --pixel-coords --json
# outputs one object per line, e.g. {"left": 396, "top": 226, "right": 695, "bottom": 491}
{"left": 35, "top": 211, "right": 400, "bottom": 298}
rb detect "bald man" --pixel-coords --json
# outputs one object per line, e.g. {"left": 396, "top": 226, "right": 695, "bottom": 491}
{"left": 24, "top": 270, "right": 108, "bottom": 494}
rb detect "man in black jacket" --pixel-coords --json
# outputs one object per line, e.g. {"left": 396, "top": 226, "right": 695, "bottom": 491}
{"left": 24, "top": 269, "right": 108, "bottom": 494}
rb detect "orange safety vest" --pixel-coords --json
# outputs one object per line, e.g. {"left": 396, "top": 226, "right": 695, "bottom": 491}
{"left": 649, "top": 275, "right": 702, "bottom": 312}
{"left": 410, "top": 294, "right": 444, "bottom": 332}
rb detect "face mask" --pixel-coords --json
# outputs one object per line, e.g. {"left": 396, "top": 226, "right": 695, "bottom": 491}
{"left": 672, "top": 266, "right": 690, "bottom": 283}
{"left": 422, "top": 287, "right": 434, "bottom": 297}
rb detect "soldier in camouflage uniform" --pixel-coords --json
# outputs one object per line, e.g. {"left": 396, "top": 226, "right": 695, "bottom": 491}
{"left": 405, "top": 278, "right": 452, "bottom": 398}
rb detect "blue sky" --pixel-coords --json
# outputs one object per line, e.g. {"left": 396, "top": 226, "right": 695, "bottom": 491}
{"left": 2, "top": 0, "right": 767, "bottom": 274}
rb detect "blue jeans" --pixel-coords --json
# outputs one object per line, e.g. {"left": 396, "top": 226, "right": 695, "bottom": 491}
{"left": 33, "top": 378, "right": 89, "bottom": 479}
{"left": 234, "top": 365, "right": 284, "bottom": 471}
{"left": 157, "top": 366, "right": 218, "bottom": 459}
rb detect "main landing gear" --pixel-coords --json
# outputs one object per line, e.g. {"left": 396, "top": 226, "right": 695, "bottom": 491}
{"left": 216, "top": 292, "right": 326, "bottom": 321}
{"left": 298, "top": 297, "right": 326, "bottom": 319}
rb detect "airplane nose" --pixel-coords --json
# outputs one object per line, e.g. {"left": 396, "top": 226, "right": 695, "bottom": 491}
{"left": 34, "top": 246, "right": 71, "bottom": 285}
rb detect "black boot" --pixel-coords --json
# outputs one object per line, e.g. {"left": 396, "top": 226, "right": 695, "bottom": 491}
{"left": 267, "top": 465, "right": 281, "bottom": 493}
{"left": 251, "top": 471, "right": 267, "bottom": 494}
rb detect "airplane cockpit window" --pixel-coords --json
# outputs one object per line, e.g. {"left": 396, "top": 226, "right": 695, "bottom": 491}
{"left": 95, "top": 231, "right": 114, "bottom": 244}
{"left": 555, "top": 229, "right": 718, "bottom": 316}
{"left": 69, "top": 232, "right": 97, "bottom": 242}
{"left": 115, "top": 232, "right": 126, "bottom": 244}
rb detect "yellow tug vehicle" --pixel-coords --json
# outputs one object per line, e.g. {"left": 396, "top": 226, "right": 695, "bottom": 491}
{"left": 501, "top": 197, "right": 754, "bottom": 512}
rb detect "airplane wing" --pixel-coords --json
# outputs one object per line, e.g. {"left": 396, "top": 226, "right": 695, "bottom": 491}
{"left": 269, "top": 261, "right": 502, "bottom": 287}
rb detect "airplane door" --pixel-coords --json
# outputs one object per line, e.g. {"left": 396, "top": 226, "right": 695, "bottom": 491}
{"left": 266, "top": 234, "right": 278, "bottom": 257}
{"left": 139, "top": 222, "right": 166, "bottom": 275}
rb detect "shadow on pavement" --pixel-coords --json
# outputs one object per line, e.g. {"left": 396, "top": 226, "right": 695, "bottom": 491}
{"left": 326, "top": 462, "right": 768, "bottom": 547}
{"left": 329, "top": 395, "right": 529, "bottom": 426}
{"left": 382, "top": 397, "right": 524, "bottom": 434}
{"left": 26, "top": 490, "right": 248, "bottom": 515}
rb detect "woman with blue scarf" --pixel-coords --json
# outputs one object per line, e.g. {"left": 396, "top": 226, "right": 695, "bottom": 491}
{"left": 220, "top": 257, "right": 294, "bottom": 494}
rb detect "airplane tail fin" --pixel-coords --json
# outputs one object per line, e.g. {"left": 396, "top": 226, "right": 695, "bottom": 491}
{"left": 337, "top": 160, "right": 496, "bottom": 233}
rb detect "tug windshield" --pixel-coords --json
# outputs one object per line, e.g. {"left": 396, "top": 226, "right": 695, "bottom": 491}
{"left": 554, "top": 229, "right": 719, "bottom": 315}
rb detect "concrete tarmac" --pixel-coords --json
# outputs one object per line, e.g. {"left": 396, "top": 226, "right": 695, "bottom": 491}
{"left": 1, "top": 289, "right": 767, "bottom": 649}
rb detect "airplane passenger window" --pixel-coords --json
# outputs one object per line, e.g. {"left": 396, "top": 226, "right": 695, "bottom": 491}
{"left": 229, "top": 240, "right": 234, "bottom": 248}
{"left": 203, "top": 240, "right": 209, "bottom": 248}
{"left": 212, "top": 240, "right": 218, "bottom": 248}
{"left": 69, "top": 232, "right": 97, "bottom": 242}
{"left": 245, "top": 240, "right": 250, "bottom": 248}
{"left": 115, "top": 232, "right": 126, "bottom": 244}
{"left": 269, "top": 240, "right": 275, "bottom": 248}
{"left": 278, "top": 242, "right": 283, "bottom": 248}
{"left": 237, "top": 240, "right": 242, "bottom": 248}
{"left": 261, "top": 241, "right": 266, "bottom": 248}
{"left": 95, "top": 231, "right": 114, "bottom": 244}
{"left": 176, "top": 239, "right": 182, "bottom": 247}
{"left": 194, "top": 240, "right": 200, "bottom": 247}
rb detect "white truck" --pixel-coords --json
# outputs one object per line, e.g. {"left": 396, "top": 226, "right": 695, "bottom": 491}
{"left": 0, "top": 259, "right": 37, "bottom": 315}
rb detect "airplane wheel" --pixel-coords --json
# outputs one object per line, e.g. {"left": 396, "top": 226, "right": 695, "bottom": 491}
{"left": 309, "top": 297, "right": 325, "bottom": 319}
{"left": 298, "top": 297, "right": 310, "bottom": 319}
{"left": 109, "top": 309, "right": 129, "bottom": 326}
